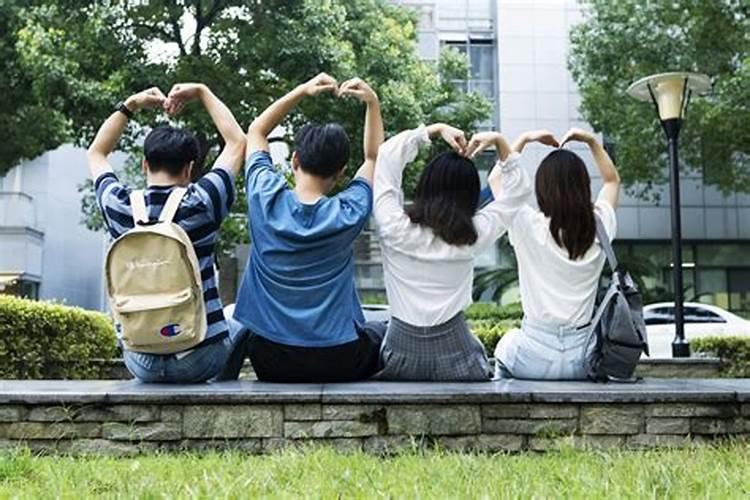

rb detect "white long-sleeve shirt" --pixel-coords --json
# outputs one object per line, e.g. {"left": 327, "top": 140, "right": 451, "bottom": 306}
{"left": 373, "top": 126, "right": 531, "bottom": 326}
{"left": 508, "top": 191, "right": 617, "bottom": 327}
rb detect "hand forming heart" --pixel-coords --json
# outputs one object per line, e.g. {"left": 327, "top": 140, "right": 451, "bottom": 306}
{"left": 559, "top": 127, "right": 596, "bottom": 147}
{"left": 524, "top": 130, "right": 560, "bottom": 148}
{"left": 300, "top": 72, "right": 379, "bottom": 105}
{"left": 162, "top": 83, "right": 207, "bottom": 116}
{"left": 126, "top": 87, "right": 167, "bottom": 112}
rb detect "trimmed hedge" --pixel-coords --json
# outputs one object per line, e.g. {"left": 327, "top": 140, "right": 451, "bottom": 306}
{"left": 692, "top": 336, "right": 750, "bottom": 378}
{"left": 0, "top": 296, "right": 117, "bottom": 379}
{"left": 470, "top": 319, "right": 521, "bottom": 354}
{"left": 465, "top": 302, "right": 524, "bottom": 322}
{"left": 465, "top": 303, "right": 524, "bottom": 353}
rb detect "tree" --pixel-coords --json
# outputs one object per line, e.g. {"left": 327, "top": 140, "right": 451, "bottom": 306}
{"left": 0, "top": 1, "right": 81, "bottom": 174}
{"left": 6, "top": 0, "right": 491, "bottom": 253}
{"left": 569, "top": 0, "right": 749, "bottom": 199}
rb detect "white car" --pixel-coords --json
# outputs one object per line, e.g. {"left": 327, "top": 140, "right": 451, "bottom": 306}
{"left": 643, "top": 302, "right": 750, "bottom": 358}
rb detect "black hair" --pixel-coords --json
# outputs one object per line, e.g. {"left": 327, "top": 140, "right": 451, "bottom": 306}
{"left": 143, "top": 125, "right": 200, "bottom": 176}
{"left": 406, "top": 151, "right": 480, "bottom": 246}
{"left": 535, "top": 149, "right": 595, "bottom": 260}
{"left": 294, "top": 123, "right": 351, "bottom": 178}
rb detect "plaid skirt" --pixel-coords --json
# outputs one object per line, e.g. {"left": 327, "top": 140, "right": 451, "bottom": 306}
{"left": 373, "top": 312, "right": 491, "bottom": 381}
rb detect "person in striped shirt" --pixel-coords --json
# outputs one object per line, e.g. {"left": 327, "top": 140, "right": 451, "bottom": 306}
{"left": 87, "top": 84, "right": 246, "bottom": 383}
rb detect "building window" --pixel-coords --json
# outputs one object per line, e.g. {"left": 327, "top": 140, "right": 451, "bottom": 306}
{"left": 444, "top": 38, "right": 497, "bottom": 129}
{"left": 729, "top": 269, "right": 750, "bottom": 315}
{"left": 0, "top": 276, "right": 40, "bottom": 300}
{"left": 617, "top": 242, "right": 750, "bottom": 318}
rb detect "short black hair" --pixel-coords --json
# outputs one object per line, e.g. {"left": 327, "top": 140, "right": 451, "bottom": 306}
{"left": 294, "top": 123, "right": 351, "bottom": 178}
{"left": 143, "top": 125, "right": 200, "bottom": 176}
{"left": 406, "top": 151, "right": 480, "bottom": 246}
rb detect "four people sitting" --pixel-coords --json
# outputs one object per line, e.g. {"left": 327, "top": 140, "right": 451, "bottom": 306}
{"left": 87, "top": 73, "right": 620, "bottom": 384}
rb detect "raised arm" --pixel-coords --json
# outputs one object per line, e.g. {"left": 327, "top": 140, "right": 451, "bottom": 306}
{"left": 464, "top": 131, "right": 514, "bottom": 198}
{"left": 374, "top": 124, "right": 460, "bottom": 212}
{"left": 560, "top": 127, "right": 621, "bottom": 208}
{"left": 165, "top": 84, "right": 245, "bottom": 176}
{"left": 426, "top": 123, "right": 468, "bottom": 154}
{"left": 86, "top": 87, "right": 165, "bottom": 179}
{"left": 338, "top": 78, "right": 383, "bottom": 184}
{"left": 246, "top": 73, "right": 338, "bottom": 156}
{"left": 510, "top": 129, "right": 559, "bottom": 154}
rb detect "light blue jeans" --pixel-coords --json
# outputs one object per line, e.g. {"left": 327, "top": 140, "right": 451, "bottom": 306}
{"left": 123, "top": 338, "right": 230, "bottom": 383}
{"left": 123, "top": 305, "right": 252, "bottom": 383}
{"left": 494, "top": 318, "right": 592, "bottom": 380}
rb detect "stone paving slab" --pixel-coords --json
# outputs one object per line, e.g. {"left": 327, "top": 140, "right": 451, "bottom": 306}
{"left": 320, "top": 381, "right": 526, "bottom": 403}
{"left": 0, "top": 380, "right": 323, "bottom": 404}
{"left": 0, "top": 379, "right": 748, "bottom": 405}
{"left": 504, "top": 378, "right": 746, "bottom": 403}
{"left": 688, "top": 379, "right": 750, "bottom": 402}
{"left": 320, "top": 379, "right": 746, "bottom": 404}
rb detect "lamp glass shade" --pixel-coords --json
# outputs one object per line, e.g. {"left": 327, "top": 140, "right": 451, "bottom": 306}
{"left": 627, "top": 72, "right": 711, "bottom": 120}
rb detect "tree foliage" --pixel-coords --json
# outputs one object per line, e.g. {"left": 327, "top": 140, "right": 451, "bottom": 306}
{"left": 569, "top": 0, "right": 750, "bottom": 198}
{"left": 3, "top": 0, "right": 490, "bottom": 252}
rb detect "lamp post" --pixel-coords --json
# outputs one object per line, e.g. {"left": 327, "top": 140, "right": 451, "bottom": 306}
{"left": 627, "top": 72, "right": 711, "bottom": 358}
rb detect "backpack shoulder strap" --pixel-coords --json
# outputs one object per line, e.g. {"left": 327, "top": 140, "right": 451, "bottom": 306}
{"left": 595, "top": 215, "right": 618, "bottom": 271}
{"left": 159, "top": 187, "right": 188, "bottom": 224}
{"left": 591, "top": 280, "right": 619, "bottom": 327}
{"left": 129, "top": 190, "right": 148, "bottom": 225}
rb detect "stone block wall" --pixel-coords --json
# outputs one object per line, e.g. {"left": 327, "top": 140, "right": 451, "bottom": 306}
{"left": 0, "top": 401, "right": 747, "bottom": 455}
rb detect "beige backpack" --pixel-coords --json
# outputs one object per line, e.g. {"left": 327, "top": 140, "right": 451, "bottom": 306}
{"left": 105, "top": 187, "right": 207, "bottom": 354}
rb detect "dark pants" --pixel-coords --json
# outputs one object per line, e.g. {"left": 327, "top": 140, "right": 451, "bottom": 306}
{"left": 247, "top": 322, "right": 386, "bottom": 383}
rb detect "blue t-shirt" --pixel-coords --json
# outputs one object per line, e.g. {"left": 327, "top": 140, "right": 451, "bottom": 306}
{"left": 234, "top": 151, "right": 372, "bottom": 347}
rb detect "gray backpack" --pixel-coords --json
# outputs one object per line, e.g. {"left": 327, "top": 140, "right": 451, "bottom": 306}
{"left": 583, "top": 218, "right": 649, "bottom": 382}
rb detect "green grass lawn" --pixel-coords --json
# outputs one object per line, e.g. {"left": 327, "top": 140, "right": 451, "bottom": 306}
{"left": 1, "top": 443, "right": 749, "bottom": 499}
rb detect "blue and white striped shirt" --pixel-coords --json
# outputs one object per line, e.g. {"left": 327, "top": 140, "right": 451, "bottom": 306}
{"left": 95, "top": 167, "right": 235, "bottom": 346}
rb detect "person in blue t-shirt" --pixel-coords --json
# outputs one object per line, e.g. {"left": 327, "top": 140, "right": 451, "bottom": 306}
{"left": 227, "top": 73, "right": 385, "bottom": 383}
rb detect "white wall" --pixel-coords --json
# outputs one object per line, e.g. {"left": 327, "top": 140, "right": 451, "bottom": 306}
{"left": 497, "top": 0, "right": 595, "bottom": 188}
{"left": 0, "top": 145, "right": 111, "bottom": 310}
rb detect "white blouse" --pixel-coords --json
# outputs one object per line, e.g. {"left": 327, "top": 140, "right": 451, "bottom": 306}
{"left": 506, "top": 178, "right": 618, "bottom": 327}
{"left": 373, "top": 126, "right": 531, "bottom": 326}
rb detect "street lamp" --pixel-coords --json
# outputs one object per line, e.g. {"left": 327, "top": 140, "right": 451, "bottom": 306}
{"left": 627, "top": 72, "right": 711, "bottom": 358}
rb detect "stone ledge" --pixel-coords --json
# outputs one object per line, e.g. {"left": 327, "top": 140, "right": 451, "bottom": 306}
{"left": 4, "top": 379, "right": 747, "bottom": 405}
{"left": 0, "top": 379, "right": 747, "bottom": 454}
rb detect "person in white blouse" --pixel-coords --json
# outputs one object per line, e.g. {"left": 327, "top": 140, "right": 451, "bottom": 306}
{"left": 371, "top": 123, "right": 554, "bottom": 380}
{"left": 489, "top": 127, "right": 622, "bottom": 380}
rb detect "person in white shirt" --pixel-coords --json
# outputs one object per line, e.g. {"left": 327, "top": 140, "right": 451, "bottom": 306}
{"left": 488, "top": 127, "right": 621, "bottom": 380}
{"left": 372, "top": 123, "right": 553, "bottom": 380}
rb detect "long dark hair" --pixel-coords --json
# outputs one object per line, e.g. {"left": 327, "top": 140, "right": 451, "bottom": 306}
{"left": 535, "top": 149, "right": 595, "bottom": 260}
{"left": 406, "top": 151, "right": 480, "bottom": 246}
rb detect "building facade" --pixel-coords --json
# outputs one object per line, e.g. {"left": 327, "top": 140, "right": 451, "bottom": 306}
{"left": 0, "top": 145, "right": 115, "bottom": 310}
{"left": 392, "top": 0, "right": 750, "bottom": 315}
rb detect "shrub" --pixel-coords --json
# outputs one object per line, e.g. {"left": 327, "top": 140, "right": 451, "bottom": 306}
{"left": 692, "top": 336, "right": 750, "bottom": 378}
{"left": 465, "top": 302, "right": 524, "bottom": 322}
{"left": 0, "top": 296, "right": 117, "bottom": 379}
{"left": 470, "top": 319, "right": 521, "bottom": 354}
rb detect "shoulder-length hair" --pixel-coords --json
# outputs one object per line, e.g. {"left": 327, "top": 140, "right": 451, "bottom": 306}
{"left": 535, "top": 149, "right": 595, "bottom": 260}
{"left": 406, "top": 151, "right": 480, "bottom": 246}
